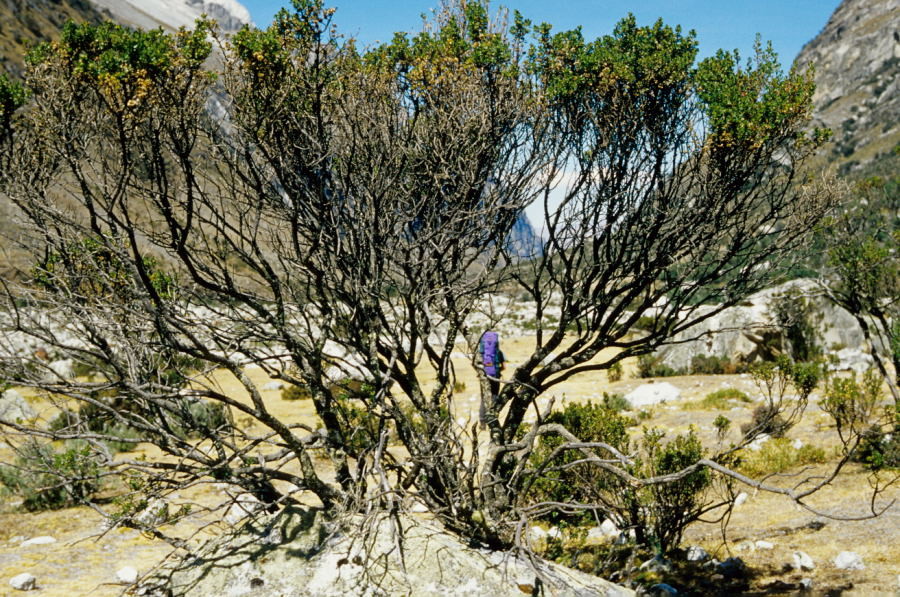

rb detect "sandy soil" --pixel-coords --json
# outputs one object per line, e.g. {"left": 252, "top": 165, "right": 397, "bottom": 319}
{"left": 0, "top": 335, "right": 898, "bottom": 596}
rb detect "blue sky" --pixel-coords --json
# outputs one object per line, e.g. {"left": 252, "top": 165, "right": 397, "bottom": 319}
{"left": 240, "top": 0, "right": 840, "bottom": 66}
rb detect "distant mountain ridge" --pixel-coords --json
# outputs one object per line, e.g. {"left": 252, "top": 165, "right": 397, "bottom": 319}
{"left": 794, "top": 0, "right": 900, "bottom": 173}
{"left": 88, "top": 0, "right": 251, "bottom": 32}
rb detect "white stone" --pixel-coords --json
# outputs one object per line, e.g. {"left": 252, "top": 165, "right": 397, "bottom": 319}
{"left": 9, "top": 573, "right": 36, "bottom": 591}
{"left": 599, "top": 519, "right": 619, "bottom": 536}
{"left": 546, "top": 526, "right": 562, "bottom": 539}
{"left": 792, "top": 439, "right": 804, "bottom": 450}
{"left": 624, "top": 382, "right": 681, "bottom": 408}
{"left": 0, "top": 390, "right": 37, "bottom": 423}
{"left": 793, "top": 550, "right": 815, "bottom": 571}
{"left": 116, "top": 566, "right": 138, "bottom": 584}
{"left": 686, "top": 546, "right": 709, "bottom": 562}
{"left": 800, "top": 578, "right": 813, "bottom": 590}
{"left": 734, "top": 492, "right": 749, "bottom": 507}
{"left": 747, "top": 434, "right": 771, "bottom": 451}
{"left": 262, "top": 381, "right": 284, "bottom": 391}
{"left": 225, "top": 493, "right": 264, "bottom": 525}
{"left": 47, "top": 359, "right": 75, "bottom": 380}
{"left": 755, "top": 540, "right": 774, "bottom": 550}
{"left": 408, "top": 500, "right": 429, "bottom": 513}
{"left": 20, "top": 536, "right": 56, "bottom": 547}
{"left": 833, "top": 551, "right": 864, "bottom": 570}
{"left": 135, "top": 498, "right": 169, "bottom": 527}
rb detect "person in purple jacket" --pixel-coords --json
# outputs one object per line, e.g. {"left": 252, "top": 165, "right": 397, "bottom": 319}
{"left": 478, "top": 330, "right": 505, "bottom": 425}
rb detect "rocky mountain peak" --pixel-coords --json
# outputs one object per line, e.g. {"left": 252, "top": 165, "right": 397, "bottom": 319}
{"left": 88, "top": 0, "right": 251, "bottom": 32}
{"left": 794, "top": 0, "right": 900, "bottom": 172}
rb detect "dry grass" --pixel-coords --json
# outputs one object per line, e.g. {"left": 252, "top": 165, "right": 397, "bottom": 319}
{"left": 1, "top": 336, "right": 898, "bottom": 595}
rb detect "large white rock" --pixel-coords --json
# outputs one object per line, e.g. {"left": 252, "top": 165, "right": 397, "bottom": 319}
{"left": 624, "top": 382, "right": 680, "bottom": 408}
{"left": 20, "top": 536, "right": 56, "bottom": 547}
{"left": 653, "top": 280, "right": 868, "bottom": 371}
{"left": 793, "top": 550, "right": 815, "bottom": 571}
{"left": 9, "top": 573, "right": 36, "bottom": 591}
{"left": 144, "top": 507, "right": 634, "bottom": 597}
{"left": 0, "top": 390, "right": 36, "bottom": 423}
{"left": 833, "top": 551, "right": 865, "bottom": 570}
{"left": 135, "top": 499, "right": 169, "bottom": 527}
{"left": 224, "top": 493, "right": 264, "bottom": 525}
{"left": 262, "top": 381, "right": 284, "bottom": 391}
{"left": 117, "top": 566, "right": 139, "bottom": 584}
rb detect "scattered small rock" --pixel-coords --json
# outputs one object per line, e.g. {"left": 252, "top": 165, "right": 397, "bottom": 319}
{"left": 135, "top": 498, "right": 169, "bottom": 527}
{"left": 9, "top": 573, "right": 36, "bottom": 591}
{"left": 686, "top": 546, "right": 709, "bottom": 562}
{"left": 0, "top": 389, "right": 37, "bottom": 423}
{"left": 624, "top": 382, "right": 681, "bottom": 408}
{"left": 793, "top": 551, "right": 815, "bottom": 571}
{"left": 546, "top": 526, "right": 562, "bottom": 540}
{"left": 262, "top": 381, "right": 284, "bottom": 391}
{"left": 747, "top": 433, "right": 771, "bottom": 451}
{"left": 734, "top": 492, "right": 749, "bottom": 507}
{"left": 20, "top": 536, "right": 56, "bottom": 547}
{"left": 225, "top": 494, "right": 264, "bottom": 525}
{"left": 755, "top": 540, "right": 774, "bottom": 550}
{"left": 716, "top": 557, "right": 745, "bottom": 579}
{"left": 640, "top": 555, "right": 672, "bottom": 574}
{"left": 833, "top": 551, "right": 864, "bottom": 570}
{"left": 117, "top": 566, "right": 138, "bottom": 584}
{"left": 799, "top": 578, "right": 813, "bottom": 590}
{"left": 792, "top": 439, "right": 804, "bottom": 450}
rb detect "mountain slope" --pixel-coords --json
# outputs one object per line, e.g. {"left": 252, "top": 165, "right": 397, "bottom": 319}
{"left": 794, "top": 0, "right": 900, "bottom": 174}
{"left": 88, "top": 0, "right": 250, "bottom": 32}
{"left": 0, "top": 0, "right": 106, "bottom": 77}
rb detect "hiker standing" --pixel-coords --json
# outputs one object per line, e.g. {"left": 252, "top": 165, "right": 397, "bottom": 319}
{"left": 478, "top": 330, "right": 505, "bottom": 425}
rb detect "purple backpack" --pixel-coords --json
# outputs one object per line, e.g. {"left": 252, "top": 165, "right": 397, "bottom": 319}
{"left": 481, "top": 331, "right": 500, "bottom": 377}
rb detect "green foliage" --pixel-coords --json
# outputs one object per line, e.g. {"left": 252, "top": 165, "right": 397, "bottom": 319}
{"left": 855, "top": 417, "right": 900, "bottom": 470}
{"left": 0, "top": 440, "right": 101, "bottom": 511}
{"left": 637, "top": 354, "right": 679, "bottom": 378}
{"left": 600, "top": 392, "right": 629, "bottom": 412}
{"left": 281, "top": 383, "right": 313, "bottom": 401}
{"left": 29, "top": 19, "right": 213, "bottom": 115}
{"left": 33, "top": 237, "right": 177, "bottom": 303}
{"left": 531, "top": 14, "right": 697, "bottom": 110}
{"left": 0, "top": 73, "right": 27, "bottom": 132}
{"left": 771, "top": 287, "right": 822, "bottom": 361}
{"left": 689, "top": 354, "right": 747, "bottom": 375}
{"left": 606, "top": 361, "right": 623, "bottom": 383}
{"left": 684, "top": 388, "right": 750, "bottom": 410}
{"left": 743, "top": 356, "right": 820, "bottom": 438}
{"left": 695, "top": 38, "right": 816, "bottom": 151}
{"left": 821, "top": 369, "right": 883, "bottom": 443}
{"left": 737, "top": 438, "right": 826, "bottom": 478}
{"left": 713, "top": 415, "right": 731, "bottom": 441}
{"left": 524, "top": 401, "right": 711, "bottom": 553}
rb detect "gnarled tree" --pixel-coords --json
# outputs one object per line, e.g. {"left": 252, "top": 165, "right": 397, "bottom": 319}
{"left": 0, "top": 0, "right": 869, "bottom": 561}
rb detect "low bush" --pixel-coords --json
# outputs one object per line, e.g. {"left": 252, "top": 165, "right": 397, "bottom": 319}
{"left": 684, "top": 388, "right": 751, "bottom": 410}
{"left": 637, "top": 354, "right": 680, "bottom": 378}
{"left": 600, "top": 392, "right": 629, "bottom": 412}
{"left": 0, "top": 440, "right": 101, "bottom": 511}
{"left": 740, "top": 404, "right": 792, "bottom": 438}
{"left": 855, "top": 422, "right": 900, "bottom": 470}
{"left": 737, "top": 438, "right": 826, "bottom": 478}
{"left": 689, "top": 354, "right": 748, "bottom": 375}
{"left": 523, "top": 401, "right": 712, "bottom": 553}
{"left": 281, "top": 384, "right": 312, "bottom": 401}
{"left": 606, "top": 361, "right": 623, "bottom": 383}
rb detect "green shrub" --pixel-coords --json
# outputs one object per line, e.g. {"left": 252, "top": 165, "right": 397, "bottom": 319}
{"left": 281, "top": 384, "right": 312, "bottom": 401}
{"left": 855, "top": 422, "right": 900, "bottom": 470}
{"left": 737, "top": 438, "right": 826, "bottom": 478}
{"left": 600, "top": 392, "right": 629, "bottom": 412}
{"left": 637, "top": 354, "right": 680, "bottom": 378}
{"left": 453, "top": 380, "right": 467, "bottom": 393}
{"left": 688, "top": 354, "right": 748, "bottom": 375}
{"left": 740, "top": 404, "right": 791, "bottom": 438}
{"left": 607, "top": 361, "right": 623, "bottom": 383}
{"left": 0, "top": 440, "right": 101, "bottom": 511}
{"left": 684, "top": 388, "right": 751, "bottom": 410}
{"left": 820, "top": 369, "right": 882, "bottom": 443}
{"left": 523, "top": 402, "right": 712, "bottom": 553}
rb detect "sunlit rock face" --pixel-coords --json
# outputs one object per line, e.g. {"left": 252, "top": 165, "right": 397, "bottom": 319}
{"left": 794, "top": 0, "right": 900, "bottom": 172}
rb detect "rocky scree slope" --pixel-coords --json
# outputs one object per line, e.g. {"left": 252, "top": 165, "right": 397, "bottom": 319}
{"left": 794, "top": 0, "right": 900, "bottom": 173}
